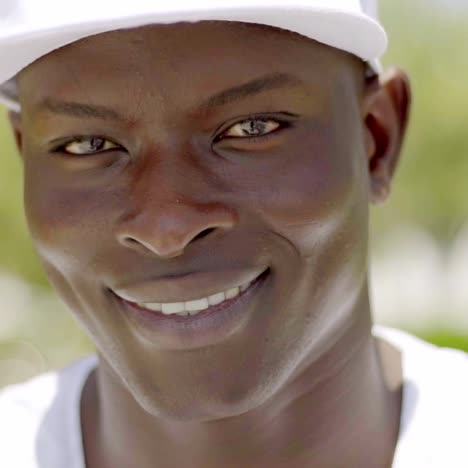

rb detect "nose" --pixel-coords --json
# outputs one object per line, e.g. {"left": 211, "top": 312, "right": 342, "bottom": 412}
{"left": 116, "top": 166, "right": 237, "bottom": 259}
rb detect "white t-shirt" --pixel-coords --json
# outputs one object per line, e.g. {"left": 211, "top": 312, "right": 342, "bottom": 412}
{"left": 1, "top": 326, "right": 467, "bottom": 468}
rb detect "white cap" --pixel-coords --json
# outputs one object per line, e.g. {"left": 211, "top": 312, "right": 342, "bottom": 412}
{"left": 0, "top": 0, "right": 387, "bottom": 111}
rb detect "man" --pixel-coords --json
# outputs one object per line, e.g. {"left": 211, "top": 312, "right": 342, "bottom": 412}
{"left": 0, "top": 1, "right": 466, "bottom": 467}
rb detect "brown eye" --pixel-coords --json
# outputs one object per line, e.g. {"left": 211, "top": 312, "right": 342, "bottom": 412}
{"left": 62, "top": 137, "right": 120, "bottom": 155}
{"left": 222, "top": 118, "right": 281, "bottom": 138}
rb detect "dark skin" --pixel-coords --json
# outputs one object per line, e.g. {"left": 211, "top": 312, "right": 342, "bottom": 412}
{"left": 9, "top": 22, "right": 411, "bottom": 468}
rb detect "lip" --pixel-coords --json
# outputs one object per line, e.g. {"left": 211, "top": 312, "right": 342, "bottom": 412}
{"left": 112, "top": 268, "right": 266, "bottom": 304}
{"left": 111, "top": 269, "right": 270, "bottom": 350}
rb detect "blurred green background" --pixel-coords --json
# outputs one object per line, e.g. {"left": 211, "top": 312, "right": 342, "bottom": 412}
{"left": 1, "top": 0, "right": 468, "bottom": 387}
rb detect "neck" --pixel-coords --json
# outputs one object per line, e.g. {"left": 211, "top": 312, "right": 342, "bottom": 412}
{"left": 82, "top": 296, "right": 402, "bottom": 468}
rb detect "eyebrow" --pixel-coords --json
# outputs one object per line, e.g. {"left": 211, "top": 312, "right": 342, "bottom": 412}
{"left": 36, "top": 72, "right": 303, "bottom": 121}
{"left": 199, "top": 72, "right": 303, "bottom": 111}
{"left": 38, "top": 98, "right": 126, "bottom": 121}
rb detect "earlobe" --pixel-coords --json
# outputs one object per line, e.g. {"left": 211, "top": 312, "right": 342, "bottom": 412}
{"left": 8, "top": 110, "right": 24, "bottom": 154}
{"left": 364, "top": 68, "right": 411, "bottom": 205}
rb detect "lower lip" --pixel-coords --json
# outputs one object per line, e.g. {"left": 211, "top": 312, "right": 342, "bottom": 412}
{"left": 111, "top": 270, "right": 269, "bottom": 349}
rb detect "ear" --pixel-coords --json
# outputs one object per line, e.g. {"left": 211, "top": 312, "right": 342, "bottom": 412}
{"left": 363, "top": 68, "right": 411, "bottom": 204}
{"left": 8, "top": 110, "right": 24, "bottom": 156}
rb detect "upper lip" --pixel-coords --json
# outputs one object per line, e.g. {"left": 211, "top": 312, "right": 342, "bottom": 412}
{"left": 111, "top": 268, "right": 266, "bottom": 304}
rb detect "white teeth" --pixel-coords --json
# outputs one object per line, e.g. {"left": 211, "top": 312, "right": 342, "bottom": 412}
{"left": 208, "top": 292, "right": 226, "bottom": 306}
{"left": 161, "top": 302, "right": 185, "bottom": 314}
{"left": 240, "top": 282, "right": 251, "bottom": 292}
{"left": 225, "top": 287, "right": 240, "bottom": 299}
{"left": 136, "top": 278, "right": 255, "bottom": 317}
{"left": 185, "top": 298, "right": 209, "bottom": 311}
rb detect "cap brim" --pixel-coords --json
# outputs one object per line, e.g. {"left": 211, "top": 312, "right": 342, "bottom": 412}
{"left": 0, "top": 6, "right": 387, "bottom": 110}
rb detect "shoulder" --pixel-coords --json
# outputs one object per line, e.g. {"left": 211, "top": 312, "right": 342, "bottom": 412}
{"left": 374, "top": 326, "right": 468, "bottom": 467}
{"left": 374, "top": 325, "right": 468, "bottom": 408}
{"left": 0, "top": 369, "right": 60, "bottom": 467}
{"left": 374, "top": 325, "right": 468, "bottom": 385}
{"left": 0, "top": 356, "right": 98, "bottom": 468}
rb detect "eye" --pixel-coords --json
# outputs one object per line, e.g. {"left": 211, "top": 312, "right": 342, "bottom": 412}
{"left": 220, "top": 118, "right": 282, "bottom": 139}
{"left": 58, "top": 137, "right": 121, "bottom": 155}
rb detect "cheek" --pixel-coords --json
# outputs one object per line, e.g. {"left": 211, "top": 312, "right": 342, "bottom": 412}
{"left": 23, "top": 162, "right": 124, "bottom": 270}
{"left": 247, "top": 124, "right": 368, "bottom": 254}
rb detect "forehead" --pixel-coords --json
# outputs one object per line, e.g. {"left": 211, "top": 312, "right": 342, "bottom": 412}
{"left": 18, "top": 21, "right": 362, "bottom": 114}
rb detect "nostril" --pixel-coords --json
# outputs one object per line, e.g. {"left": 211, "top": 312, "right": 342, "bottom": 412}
{"left": 120, "top": 237, "right": 141, "bottom": 248}
{"left": 193, "top": 228, "right": 216, "bottom": 242}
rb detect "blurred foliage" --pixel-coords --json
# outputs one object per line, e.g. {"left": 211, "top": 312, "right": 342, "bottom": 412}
{"left": 375, "top": 0, "right": 468, "bottom": 244}
{"left": 0, "top": 120, "right": 47, "bottom": 285}
{"left": 0, "top": 0, "right": 467, "bottom": 363}
{"left": 419, "top": 329, "right": 468, "bottom": 353}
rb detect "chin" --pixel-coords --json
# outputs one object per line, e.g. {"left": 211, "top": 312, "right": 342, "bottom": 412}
{"left": 124, "top": 362, "right": 284, "bottom": 423}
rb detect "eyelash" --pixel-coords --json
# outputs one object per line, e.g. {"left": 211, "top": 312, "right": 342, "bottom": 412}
{"left": 214, "top": 115, "right": 293, "bottom": 143}
{"left": 49, "top": 114, "right": 294, "bottom": 156}
{"left": 50, "top": 136, "right": 123, "bottom": 156}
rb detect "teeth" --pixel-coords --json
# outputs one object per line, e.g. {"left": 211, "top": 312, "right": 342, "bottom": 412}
{"left": 161, "top": 302, "right": 185, "bottom": 314}
{"left": 225, "top": 287, "right": 240, "bottom": 299}
{"left": 185, "top": 298, "right": 209, "bottom": 311}
{"left": 208, "top": 292, "right": 225, "bottom": 306}
{"left": 137, "top": 278, "right": 255, "bottom": 316}
{"left": 240, "top": 283, "right": 250, "bottom": 292}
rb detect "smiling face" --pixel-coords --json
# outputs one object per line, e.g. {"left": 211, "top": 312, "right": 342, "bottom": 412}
{"left": 11, "top": 21, "right": 408, "bottom": 421}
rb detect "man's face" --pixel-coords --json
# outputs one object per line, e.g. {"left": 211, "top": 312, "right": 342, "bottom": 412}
{"left": 16, "top": 22, "right": 379, "bottom": 420}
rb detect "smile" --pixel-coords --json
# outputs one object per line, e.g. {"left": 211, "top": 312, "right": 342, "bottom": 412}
{"left": 133, "top": 278, "right": 255, "bottom": 317}
{"left": 112, "top": 269, "right": 270, "bottom": 349}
